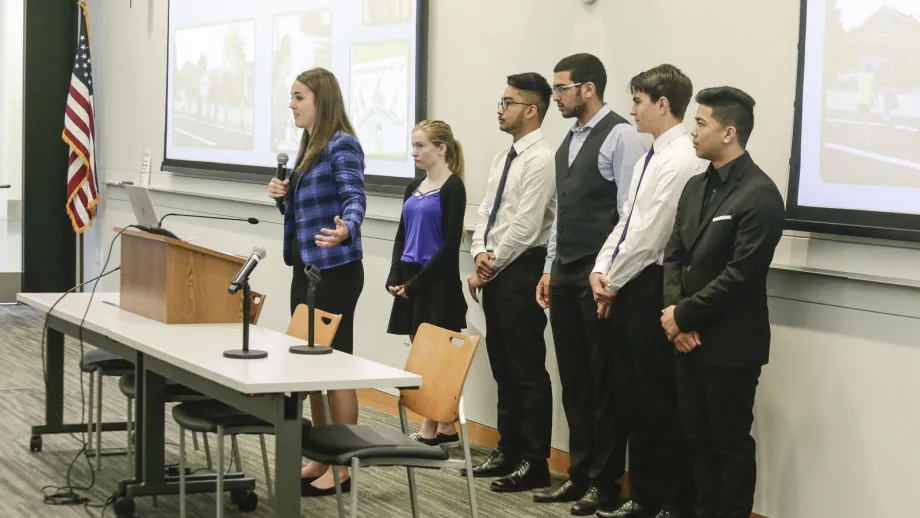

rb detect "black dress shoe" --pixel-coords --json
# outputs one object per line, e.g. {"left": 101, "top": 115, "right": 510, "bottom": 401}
{"left": 571, "top": 486, "right": 605, "bottom": 515}
{"left": 490, "top": 459, "right": 551, "bottom": 493}
{"left": 410, "top": 431, "right": 461, "bottom": 448}
{"left": 533, "top": 479, "right": 587, "bottom": 503}
{"left": 300, "top": 477, "right": 351, "bottom": 497}
{"left": 653, "top": 511, "right": 685, "bottom": 518}
{"left": 595, "top": 500, "right": 654, "bottom": 518}
{"left": 460, "top": 450, "right": 517, "bottom": 478}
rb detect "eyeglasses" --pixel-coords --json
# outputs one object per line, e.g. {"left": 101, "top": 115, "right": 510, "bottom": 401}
{"left": 552, "top": 83, "right": 583, "bottom": 95}
{"left": 498, "top": 99, "right": 534, "bottom": 111}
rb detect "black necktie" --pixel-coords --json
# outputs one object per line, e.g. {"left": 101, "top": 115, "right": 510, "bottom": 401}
{"left": 609, "top": 145, "right": 655, "bottom": 265}
{"left": 483, "top": 146, "right": 518, "bottom": 249}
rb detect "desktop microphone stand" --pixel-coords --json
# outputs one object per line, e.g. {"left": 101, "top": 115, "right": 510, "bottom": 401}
{"left": 224, "top": 282, "right": 268, "bottom": 359}
{"left": 290, "top": 264, "right": 333, "bottom": 355}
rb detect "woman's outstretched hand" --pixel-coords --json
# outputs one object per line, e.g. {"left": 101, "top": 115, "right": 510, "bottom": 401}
{"left": 315, "top": 216, "right": 349, "bottom": 248}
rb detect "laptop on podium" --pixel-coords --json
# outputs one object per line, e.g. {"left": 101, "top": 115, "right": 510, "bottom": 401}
{"left": 124, "top": 185, "right": 178, "bottom": 239}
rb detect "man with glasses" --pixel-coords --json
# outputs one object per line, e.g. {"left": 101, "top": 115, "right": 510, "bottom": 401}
{"left": 465, "top": 72, "right": 556, "bottom": 492}
{"left": 533, "top": 53, "right": 647, "bottom": 515}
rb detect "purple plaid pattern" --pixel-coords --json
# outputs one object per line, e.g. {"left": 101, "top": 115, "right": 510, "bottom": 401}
{"left": 283, "top": 131, "right": 367, "bottom": 270}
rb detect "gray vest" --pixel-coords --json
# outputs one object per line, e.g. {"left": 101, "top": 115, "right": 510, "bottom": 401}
{"left": 555, "top": 111, "right": 629, "bottom": 265}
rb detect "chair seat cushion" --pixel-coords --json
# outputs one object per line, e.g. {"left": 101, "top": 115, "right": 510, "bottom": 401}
{"left": 172, "top": 400, "right": 273, "bottom": 433}
{"left": 118, "top": 373, "right": 201, "bottom": 401}
{"left": 81, "top": 349, "right": 132, "bottom": 374}
{"left": 302, "top": 425, "right": 450, "bottom": 465}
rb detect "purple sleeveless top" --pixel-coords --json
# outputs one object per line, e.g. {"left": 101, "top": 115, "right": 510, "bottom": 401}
{"left": 400, "top": 188, "right": 443, "bottom": 265}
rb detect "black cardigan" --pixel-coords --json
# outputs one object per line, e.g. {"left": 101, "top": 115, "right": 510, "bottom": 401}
{"left": 386, "top": 174, "right": 466, "bottom": 296}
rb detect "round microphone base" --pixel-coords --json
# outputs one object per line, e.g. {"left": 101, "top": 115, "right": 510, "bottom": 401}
{"left": 223, "top": 349, "right": 268, "bottom": 359}
{"left": 289, "top": 345, "right": 334, "bottom": 355}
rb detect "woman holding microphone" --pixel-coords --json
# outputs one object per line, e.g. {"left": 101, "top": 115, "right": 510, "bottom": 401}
{"left": 267, "top": 67, "right": 366, "bottom": 497}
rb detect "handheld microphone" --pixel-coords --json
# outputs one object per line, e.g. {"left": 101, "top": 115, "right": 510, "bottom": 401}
{"left": 228, "top": 247, "right": 266, "bottom": 295}
{"left": 276, "top": 153, "right": 289, "bottom": 210}
{"left": 157, "top": 213, "right": 259, "bottom": 227}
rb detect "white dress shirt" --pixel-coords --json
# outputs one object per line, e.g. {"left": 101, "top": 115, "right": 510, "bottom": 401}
{"left": 593, "top": 124, "right": 709, "bottom": 291}
{"left": 543, "top": 104, "right": 649, "bottom": 273}
{"left": 471, "top": 128, "right": 556, "bottom": 278}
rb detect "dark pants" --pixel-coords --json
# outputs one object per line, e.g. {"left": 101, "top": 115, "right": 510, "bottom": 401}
{"left": 290, "top": 259, "right": 364, "bottom": 355}
{"left": 482, "top": 248, "right": 552, "bottom": 464}
{"left": 614, "top": 265, "right": 692, "bottom": 514}
{"left": 676, "top": 358, "right": 761, "bottom": 518}
{"left": 549, "top": 256, "right": 626, "bottom": 488}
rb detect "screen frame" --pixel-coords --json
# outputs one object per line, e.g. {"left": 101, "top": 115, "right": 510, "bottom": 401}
{"left": 785, "top": 0, "right": 920, "bottom": 243}
{"left": 160, "top": 0, "right": 428, "bottom": 195}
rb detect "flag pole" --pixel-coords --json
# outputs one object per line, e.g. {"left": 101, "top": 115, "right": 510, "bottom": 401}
{"left": 77, "top": 234, "right": 84, "bottom": 291}
{"left": 66, "top": 1, "right": 97, "bottom": 291}
{"left": 76, "top": 1, "right": 83, "bottom": 292}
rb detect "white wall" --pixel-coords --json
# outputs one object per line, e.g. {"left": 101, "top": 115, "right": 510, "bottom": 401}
{"left": 82, "top": 1, "right": 920, "bottom": 517}
{"left": 0, "top": 0, "right": 24, "bottom": 218}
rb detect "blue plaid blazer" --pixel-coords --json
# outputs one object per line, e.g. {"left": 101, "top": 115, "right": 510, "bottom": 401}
{"left": 282, "top": 131, "right": 367, "bottom": 270}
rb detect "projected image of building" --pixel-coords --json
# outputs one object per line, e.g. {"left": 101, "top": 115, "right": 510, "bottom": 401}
{"left": 821, "top": 2, "right": 920, "bottom": 187}
{"left": 171, "top": 21, "right": 256, "bottom": 151}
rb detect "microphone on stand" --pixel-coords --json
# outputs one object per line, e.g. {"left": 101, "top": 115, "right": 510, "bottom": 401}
{"left": 224, "top": 246, "right": 269, "bottom": 360}
{"left": 290, "top": 264, "right": 333, "bottom": 355}
{"left": 275, "top": 153, "right": 289, "bottom": 210}
{"left": 138, "top": 213, "right": 258, "bottom": 240}
{"left": 228, "top": 247, "right": 266, "bottom": 295}
{"left": 157, "top": 213, "right": 259, "bottom": 227}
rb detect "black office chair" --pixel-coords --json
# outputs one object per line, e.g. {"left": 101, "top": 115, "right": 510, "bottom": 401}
{"left": 172, "top": 400, "right": 314, "bottom": 516}
{"left": 81, "top": 348, "right": 133, "bottom": 470}
{"left": 300, "top": 323, "right": 481, "bottom": 518}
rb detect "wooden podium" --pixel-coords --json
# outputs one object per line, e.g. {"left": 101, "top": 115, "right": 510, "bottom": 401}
{"left": 118, "top": 229, "right": 265, "bottom": 325}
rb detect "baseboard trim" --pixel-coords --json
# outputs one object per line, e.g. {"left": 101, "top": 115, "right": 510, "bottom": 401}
{"left": 356, "top": 388, "right": 768, "bottom": 518}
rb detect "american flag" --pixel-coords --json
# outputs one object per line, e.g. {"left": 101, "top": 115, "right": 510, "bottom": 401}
{"left": 63, "top": 2, "right": 99, "bottom": 233}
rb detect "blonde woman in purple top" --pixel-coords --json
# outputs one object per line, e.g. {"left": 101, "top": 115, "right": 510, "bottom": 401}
{"left": 386, "top": 120, "right": 468, "bottom": 447}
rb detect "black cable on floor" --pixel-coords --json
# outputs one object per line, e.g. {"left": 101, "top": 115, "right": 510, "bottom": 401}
{"left": 39, "top": 226, "right": 141, "bottom": 507}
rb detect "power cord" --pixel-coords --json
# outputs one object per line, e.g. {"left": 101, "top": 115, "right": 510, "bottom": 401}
{"left": 39, "top": 225, "right": 142, "bottom": 507}
{"left": 39, "top": 266, "right": 121, "bottom": 506}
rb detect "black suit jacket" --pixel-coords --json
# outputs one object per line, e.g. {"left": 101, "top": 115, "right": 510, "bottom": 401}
{"left": 663, "top": 152, "right": 785, "bottom": 367}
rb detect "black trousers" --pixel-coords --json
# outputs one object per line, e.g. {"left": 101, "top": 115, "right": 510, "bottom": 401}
{"left": 614, "top": 265, "right": 692, "bottom": 513}
{"left": 481, "top": 248, "right": 552, "bottom": 464}
{"left": 676, "top": 358, "right": 761, "bottom": 518}
{"left": 549, "top": 256, "right": 626, "bottom": 488}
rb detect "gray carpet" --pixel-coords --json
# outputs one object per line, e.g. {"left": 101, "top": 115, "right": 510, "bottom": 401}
{"left": 0, "top": 304, "right": 574, "bottom": 517}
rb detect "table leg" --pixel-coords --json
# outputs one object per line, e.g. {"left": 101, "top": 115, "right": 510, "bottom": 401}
{"left": 274, "top": 393, "right": 303, "bottom": 518}
{"left": 44, "top": 329, "right": 65, "bottom": 427}
{"left": 140, "top": 363, "right": 166, "bottom": 485}
{"left": 116, "top": 356, "right": 255, "bottom": 511}
{"left": 29, "top": 329, "right": 64, "bottom": 449}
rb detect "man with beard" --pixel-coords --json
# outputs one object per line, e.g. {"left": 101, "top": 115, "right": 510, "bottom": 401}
{"left": 465, "top": 72, "right": 557, "bottom": 492}
{"left": 533, "top": 53, "right": 647, "bottom": 515}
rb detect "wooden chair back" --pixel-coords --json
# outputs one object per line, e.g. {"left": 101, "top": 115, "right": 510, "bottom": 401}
{"left": 399, "top": 323, "right": 480, "bottom": 424}
{"left": 249, "top": 291, "right": 266, "bottom": 325}
{"left": 286, "top": 304, "right": 342, "bottom": 347}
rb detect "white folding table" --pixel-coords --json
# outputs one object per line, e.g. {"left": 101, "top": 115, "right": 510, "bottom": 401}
{"left": 18, "top": 292, "right": 422, "bottom": 517}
